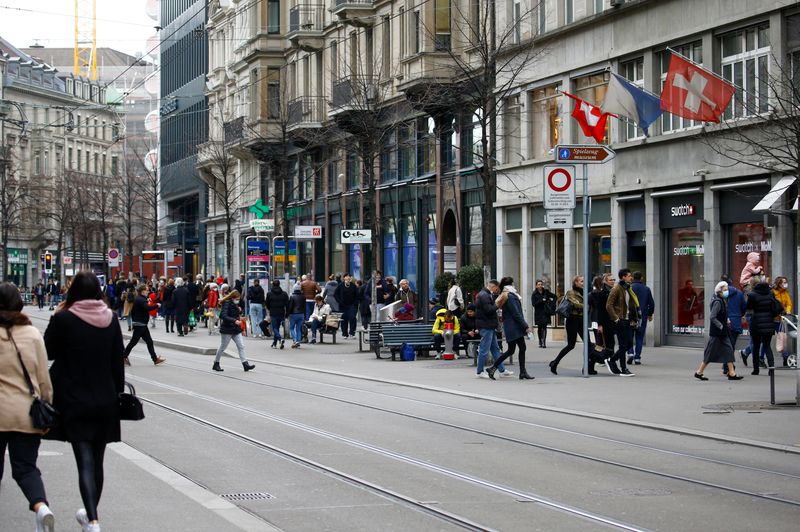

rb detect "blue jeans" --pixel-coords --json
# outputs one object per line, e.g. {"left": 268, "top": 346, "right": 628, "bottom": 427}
{"left": 341, "top": 305, "right": 356, "bottom": 336}
{"left": 629, "top": 319, "right": 647, "bottom": 358}
{"left": 477, "top": 328, "right": 504, "bottom": 374}
{"left": 742, "top": 315, "right": 767, "bottom": 359}
{"left": 249, "top": 303, "right": 264, "bottom": 335}
{"left": 289, "top": 313, "right": 304, "bottom": 343}
{"left": 309, "top": 317, "right": 323, "bottom": 337}
{"left": 305, "top": 301, "right": 315, "bottom": 320}
{"left": 271, "top": 317, "right": 284, "bottom": 342}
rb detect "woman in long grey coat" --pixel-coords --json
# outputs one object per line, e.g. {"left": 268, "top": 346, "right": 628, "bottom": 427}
{"left": 694, "top": 281, "right": 743, "bottom": 381}
{"left": 171, "top": 277, "right": 192, "bottom": 337}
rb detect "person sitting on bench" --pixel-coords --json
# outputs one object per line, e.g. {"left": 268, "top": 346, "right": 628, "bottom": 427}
{"left": 307, "top": 295, "right": 331, "bottom": 344}
{"left": 432, "top": 308, "right": 461, "bottom": 357}
{"left": 394, "top": 303, "right": 416, "bottom": 322}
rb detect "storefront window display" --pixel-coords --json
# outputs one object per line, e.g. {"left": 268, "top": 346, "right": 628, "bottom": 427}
{"left": 466, "top": 206, "right": 482, "bottom": 266}
{"left": 329, "top": 218, "right": 342, "bottom": 275}
{"left": 401, "top": 215, "right": 418, "bottom": 290}
{"left": 383, "top": 221, "right": 398, "bottom": 280}
{"left": 729, "top": 222, "right": 771, "bottom": 288}
{"left": 348, "top": 244, "right": 362, "bottom": 280}
{"left": 427, "top": 216, "right": 438, "bottom": 298}
{"left": 669, "top": 229, "right": 705, "bottom": 335}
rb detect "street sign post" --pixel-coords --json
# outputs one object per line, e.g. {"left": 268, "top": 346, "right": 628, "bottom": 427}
{"left": 545, "top": 210, "right": 573, "bottom": 229}
{"left": 107, "top": 248, "right": 120, "bottom": 268}
{"left": 543, "top": 165, "right": 576, "bottom": 210}
{"left": 554, "top": 145, "right": 616, "bottom": 378}
{"left": 555, "top": 144, "right": 616, "bottom": 163}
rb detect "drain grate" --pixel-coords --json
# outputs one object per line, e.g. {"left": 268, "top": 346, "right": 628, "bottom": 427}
{"left": 221, "top": 492, "right": 275, "bottom": 501}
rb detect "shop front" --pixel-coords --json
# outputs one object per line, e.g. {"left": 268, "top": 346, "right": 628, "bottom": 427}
{"left": 660, "top": 193, "right": 705, "bottom": 347}
{"left": 7, "top": 248, "right": 29, "bottom": 288}
{"left": 718, "top": 186, "right": 772, "bottom": 287}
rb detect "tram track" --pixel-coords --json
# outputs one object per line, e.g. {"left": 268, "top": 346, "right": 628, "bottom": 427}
{"left": 135, "top": 380, "right": 648, "bottom": 532}
{"left": 133, "top": 355, "right": 800, "bottom": 503}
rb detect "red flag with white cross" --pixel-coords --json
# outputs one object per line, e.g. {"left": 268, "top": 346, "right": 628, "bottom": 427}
{"left": 660, "top": 53, "right": 736, "bottom": 123}
{"left": 562, "top": 91, "right": 612, "bottom": 144}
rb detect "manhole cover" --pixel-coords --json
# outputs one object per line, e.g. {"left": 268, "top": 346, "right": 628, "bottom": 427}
{"left": 221, "top": 492, "right": 275, "bottom": 501}
{"left": 589, "top": 488, "right": 672, "bottom": 497}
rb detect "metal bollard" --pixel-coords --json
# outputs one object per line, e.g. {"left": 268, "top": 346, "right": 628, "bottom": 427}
{"left": 442, "top": 322, "right": 456, "bottom": 360}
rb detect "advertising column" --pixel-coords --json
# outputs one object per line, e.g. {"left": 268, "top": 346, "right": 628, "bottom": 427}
{"left": 660, "top": 194, "right": 705, "bottom": 347}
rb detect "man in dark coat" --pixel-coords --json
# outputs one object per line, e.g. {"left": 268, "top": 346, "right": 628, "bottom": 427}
{"left": 334, "top": 274, "right": 359, "bottom": 338}
{"left": 171, "top": 278, "right": 192, "bottom": 337}
{"left": 745, "top": 281, "right": 782, "bottom": 374}
{"left": 265, "top": 280, "right": 289, "bottom": 349}
{"left": 246, "top": 279, "right": 266, "bottom": 338}
{"left": 474, "top": 280, "right": 508, "bottom": 378}
{"left": 628, "top": 271, "right": 654, "bottom": 365}
{"left": 531, "top": 280, "right": 556, "bottom": 348}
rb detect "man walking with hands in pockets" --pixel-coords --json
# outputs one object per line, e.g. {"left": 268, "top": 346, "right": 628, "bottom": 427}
{"left": 606, "top": 269, "right": 640, "bottom": 377}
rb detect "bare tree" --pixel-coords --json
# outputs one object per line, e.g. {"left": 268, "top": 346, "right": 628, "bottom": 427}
{"left": 413, "top": 1, "right": 546, "bottom": 276}
{"left": 0, "top": 145, "right": 35, "bottom": 281}
{"left": 700, "top": 53, "right": 800, "bottom": 265}
{"left": 126, "top": 141, "right": 161, "bottom": 263}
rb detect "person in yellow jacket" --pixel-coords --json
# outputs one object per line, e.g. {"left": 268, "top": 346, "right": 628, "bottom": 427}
{"left": 432, "top": 308, "right": 461, "bottom": 357}
{"left": 773, "top": 276, "right": 793, "bottom": 366}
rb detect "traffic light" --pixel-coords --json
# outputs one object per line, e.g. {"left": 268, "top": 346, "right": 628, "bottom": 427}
{"left": 44, "top": 253, "right": 53, "bottom": 272}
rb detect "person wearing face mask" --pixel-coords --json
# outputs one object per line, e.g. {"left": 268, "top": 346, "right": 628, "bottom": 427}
{"left": 773, "top": 276, "right": 793, "bottom": 367}
{"left": 719, "top": 274, "right": 746, "bottom": 375}
{"left": 694, "top": 282, "right": 743, "bottom": 381}
{"left": 212, "top": 290, "right": 255, "bottom": 372}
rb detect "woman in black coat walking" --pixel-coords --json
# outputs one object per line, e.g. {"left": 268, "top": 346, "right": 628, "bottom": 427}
{"left": 487, "top": 278, "right": 533, "bottom": 380}
{"left": 531, "top": 279, "right": 555, "bottom": 348}
{"left": 44, "top": 272, "right": 125, "bottom": 532}
{"left": 746, "top": 280, "right": 783, "bottom": 375}
{"left": 171, "top": 277, "right": 192, "bottom": 337}
{"left": 121, "top": 285, "right": 166, "bottom": 366}
{"left": 212, "top": 291, "right": 255, "bottom": 372}
{"left": 694, "top": 281, "right": 743, "bottom": 381}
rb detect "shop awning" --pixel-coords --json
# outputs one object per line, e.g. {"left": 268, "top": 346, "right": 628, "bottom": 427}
{"left": 752, "top": 176, "right": 796, "bottom": 211}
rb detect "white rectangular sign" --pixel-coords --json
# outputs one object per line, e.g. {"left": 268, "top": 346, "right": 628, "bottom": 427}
{"left": 295, "top": 225, "right": 323, "bottom": 239}
{"left": 546, "top": 209, "right": 573, "bottom": 229}
{"left": 250, "top": 218, "right": 275, "bottom": 231}
{"left": 543, "top": 165, "right": 576, "bottom": 210}
{"left": 340, "top": 229, "right": 372, "bottom": 244}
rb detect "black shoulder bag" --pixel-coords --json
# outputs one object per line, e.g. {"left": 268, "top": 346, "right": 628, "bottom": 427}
{"left": 119, "top": 381, "right": 145, "bottom": 421}
{"left": 10, "top": 335, "right": 59, "bottom": 430}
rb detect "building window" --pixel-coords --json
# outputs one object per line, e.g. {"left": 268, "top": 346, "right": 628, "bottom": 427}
{"left": 440, "top": 116, "right": 456, "bottom": 173}
{"left": 346, "top": 151, "right": 359, "bottom": 190}
{"left": 68, "top": 147, "right": 73, "bottom": 169}
{"left": 267, "top": 0, "right": 280, "bottom": 33}
{"left": 77, "top": 149, "right": 82, "bottom": 170}
{"left": 250, "top": 68, "right": 258, "bottom": 120}
{"left": 111, "top": 155, "right": 118, "bottom": 177}
{"left": 267, "top": 68, "right": 280, "bottom": 118}
{"left": 465, "top": 205, "right": 482, "bottom": 266}
{"left": 399, "top": 8, "right": 406, "bottom": 58}
{"left": 595, "top": 0, "right": 604, "bottom": 14}
{"left": 434, "top": 0, "right": 451, "bottom": 51}
{"left": 460, "top": 108, "right": 484, "bottom": 167}
{"left": 721, "top": 23, "right": 770, "bottom": 118}
{"left": 381, "top": 130, "right": 398, "bottom": 183}
{"left": 417, "top": 117, "right": 435, "bottom": 176}
{"left": 538, "top": 1, "right": 546, "bottom": 34}
{"left": 531, "top": 85, "right": 561, "bottom": 158}
{"left": 398, "top": 122, "right": 416, "bottom": 179}
{"left": 413, "top": 11, "right": 421, "bottom": 54}
{"left": 660, "top": 42, "right": 703, "bottom": 132}
{"left": 471, "top": 0, "right": 481, "bottom": 38}
{"left": 620, "top": 58, "right": 645, "bottom": 141}
{"left": 34, "top": 150, "right": 41, "bottom": 175}
{"left": 503, "top": 96, "right": 521, "bottom": 163}
{"left": 573, "top": 72, "right": 610, "bottom": 143}
{"left": 382, "top": 16, "right": 391, "bottom": 79}
{"left": 565, "top": 0, "right": 573, "bottom": 24}
{"left": 669, "top": 229, "right": 705, "bottom": 335}
{"left": 513, "top": 0, "right": 522, "bottom": 43}
{"left": 102, "top": 154, "right": 106, "bottom": 175}
{"left": 383, "top": 219, "right": 398, "bottom": 279}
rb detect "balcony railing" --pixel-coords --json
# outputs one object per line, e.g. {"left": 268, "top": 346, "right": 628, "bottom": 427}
{"left": 332, "top": 0, "right": 373, "bottom": 7}
{"left": 223, "top": 117, "right": 244, "bottom": 145}
{"left": 287, "top": 97, "right": 325, "bottom": 128}
{"left": 289, "top": 4, "right": 324, "bottom": 33}
{"left": 331, "top": 75, "right": 377, "bottom": 109}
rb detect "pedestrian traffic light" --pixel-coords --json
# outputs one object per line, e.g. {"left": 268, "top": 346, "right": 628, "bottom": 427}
{"left": 44, "top": 253, "right": 53, "bottom": 272}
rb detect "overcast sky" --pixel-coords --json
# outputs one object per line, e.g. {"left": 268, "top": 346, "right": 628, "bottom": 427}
{"left": 0, "top": 0, "right": 157, "bottom": 58}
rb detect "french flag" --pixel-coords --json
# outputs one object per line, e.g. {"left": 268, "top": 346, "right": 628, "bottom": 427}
{"left": 602, "top": 73, "right": 663, "bottom": 136}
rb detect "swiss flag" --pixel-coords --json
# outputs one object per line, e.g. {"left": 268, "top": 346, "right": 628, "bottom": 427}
{"left": 660, "top": 54, "right": 736, "bottom": 123}
{"left": 563, "top": 92, "right": 611, "bottom": 144}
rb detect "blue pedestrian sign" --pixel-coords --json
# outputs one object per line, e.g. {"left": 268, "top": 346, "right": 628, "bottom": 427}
{"left": 558, "top": 148, "right": 571, "bottom": 160}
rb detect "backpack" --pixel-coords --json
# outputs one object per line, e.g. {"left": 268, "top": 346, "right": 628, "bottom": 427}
{"left": 556, "top": 296, "right": 573, "bottom": 319}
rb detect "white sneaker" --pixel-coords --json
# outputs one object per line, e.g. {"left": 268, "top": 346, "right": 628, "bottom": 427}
{"left": 76, "top": 508, "right": 89, "bottom": 528}
{"left": 499, "top": 369, "right": 515, "bottom": 377}
{"left": 85, "top": 524, "right": 101, "bottom": 532}
{"left": 477, "top": 371, "right": 490, "bottom": 379}
{"left": 35, "top": 504, "right": 54, "bottom": 532}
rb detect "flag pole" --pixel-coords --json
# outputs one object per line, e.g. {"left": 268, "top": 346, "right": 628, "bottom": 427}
{"left": 558, "top": 90, "right": 619, "bottom": 119}
{"left": 665, "top": 46, "right": 743, "bottom": 91}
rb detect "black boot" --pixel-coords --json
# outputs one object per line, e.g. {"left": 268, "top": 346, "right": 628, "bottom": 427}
{"left": 212, "top": 362, "right": 223, "bottom": 372}
{"left": 243, "top": 361, "right": 255, "bottom": 372}
{"left": 519, "top": 369, "right": 534, "bottom": 380}
{"left": 549, "top": 360, "right": 558, "bottom": 375}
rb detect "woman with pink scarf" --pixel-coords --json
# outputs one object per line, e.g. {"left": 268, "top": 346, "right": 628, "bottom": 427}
{"left": 44, "top": 272, "right": 124, "bottom": 532}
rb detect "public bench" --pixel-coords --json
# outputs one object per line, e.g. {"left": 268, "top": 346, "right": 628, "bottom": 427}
{"left": 381, "top": 322, "right": 435, "bottom": 361}
{"left": 357, "top": 323, "right": 384, "bottom": 356}
{"left": 314, "top": 312, "right": 341, "bottom": 344}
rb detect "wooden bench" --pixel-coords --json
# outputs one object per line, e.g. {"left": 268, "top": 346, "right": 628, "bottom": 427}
{"left": 308, "top": 312, "right": 340, "bottom": 344}
{"left": 381, "top": 323, "right": 435, "bottom": 361}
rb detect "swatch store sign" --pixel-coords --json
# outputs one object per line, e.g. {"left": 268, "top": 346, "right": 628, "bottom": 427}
{"left": 670, "top": 204, "right": 696, "bottom": 217}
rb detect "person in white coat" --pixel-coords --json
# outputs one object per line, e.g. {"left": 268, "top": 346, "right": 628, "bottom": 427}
{"left": 307, "top": 295, "right": 331, "bottom": 343}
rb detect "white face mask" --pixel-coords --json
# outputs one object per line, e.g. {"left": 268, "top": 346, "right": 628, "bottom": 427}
{"left": 233, "top": 299, "right": 240, "bottom": 305}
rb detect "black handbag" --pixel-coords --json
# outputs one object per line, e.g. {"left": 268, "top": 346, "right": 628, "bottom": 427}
{"left": 119, "top": 381, "right": 145, "bottom": 421}
{"left": 11, "top": 335, "right": 59, "bottom": 430}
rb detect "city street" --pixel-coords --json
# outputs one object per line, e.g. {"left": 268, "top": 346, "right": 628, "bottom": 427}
{"left": 3, "top": 310, "right": 800, "bottom": 531}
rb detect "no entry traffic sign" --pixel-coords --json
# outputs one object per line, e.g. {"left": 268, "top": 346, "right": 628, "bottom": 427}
{"left": 543, "top": 165, "right": 576, "bottom": 210}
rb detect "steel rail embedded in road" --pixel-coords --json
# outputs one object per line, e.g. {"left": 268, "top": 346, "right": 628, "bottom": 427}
{"left": 131, "top": 359, "right": 800, "bottom": 510}
{"left": 131, "top": 374, "right": 650, "bottom": 532}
